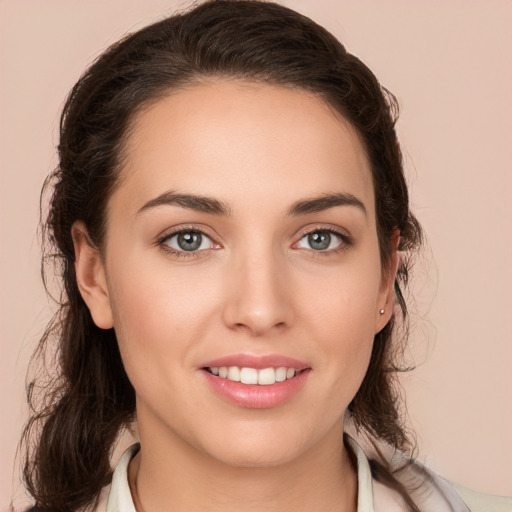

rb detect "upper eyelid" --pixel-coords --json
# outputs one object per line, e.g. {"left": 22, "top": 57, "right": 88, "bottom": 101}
{"left": 158, "top": 228, "right": 219, "bottom": 257}
{"left": 158, "top": 225, "right": 217, "bottom": 242}
{"left": 293, "top": 224, "right": 353, "bottom": 253}
{"left": 157, "top": 224, "right": 351, "bottom": 249}
{"left": 163, "top": 229, "right": 214, "bottom": 242}
{"left": 296, "top": 224, "right": 350, "bottom": 239}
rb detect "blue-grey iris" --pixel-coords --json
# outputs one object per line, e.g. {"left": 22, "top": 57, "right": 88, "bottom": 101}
{"left": 177, "top": 232, "right": 202, "bottom": 251}
{"left": 309, "top": 232, "right": 330, "bottom": 250}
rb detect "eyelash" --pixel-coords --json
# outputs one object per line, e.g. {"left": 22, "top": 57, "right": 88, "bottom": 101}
{"left": 157, "top": 226, "right": 218, "bottom": 259}
{"left": 296, "top": 226, "right": 353, "bottom": 257}
{"left": 157, "top": 226, "right": 353, "bottom": 259}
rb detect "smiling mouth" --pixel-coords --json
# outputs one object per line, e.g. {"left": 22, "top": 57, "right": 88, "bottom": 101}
{"left": 204, "top": 366, "right": 304, "bottom": 385}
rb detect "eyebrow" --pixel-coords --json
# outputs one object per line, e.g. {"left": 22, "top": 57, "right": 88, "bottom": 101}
{"left": 137, "top": 191, "right": 366, "bottom": 217}
{"left": 137, "top": 191, "right": 232, "bottom": 216}
{"left": 287, "top": 192, "right": 367, "bottom": 217}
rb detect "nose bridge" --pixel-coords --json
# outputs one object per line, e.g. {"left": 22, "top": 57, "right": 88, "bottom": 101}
{"left": 222, "top": 240, "right": 293, "bottom": 336}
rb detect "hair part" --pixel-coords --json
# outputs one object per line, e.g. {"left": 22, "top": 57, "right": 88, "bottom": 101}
{"left": 21, "top": 1, "right": 423, "bottom": 510}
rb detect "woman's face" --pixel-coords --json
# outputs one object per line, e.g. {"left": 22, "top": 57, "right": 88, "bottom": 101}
{"left": 80, "top": 80, "right": 395, "bottom": 467}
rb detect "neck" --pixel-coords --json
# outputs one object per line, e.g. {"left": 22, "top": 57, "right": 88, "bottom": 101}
{"left": 129, "top": 417, "right": 358, "bottom": 512}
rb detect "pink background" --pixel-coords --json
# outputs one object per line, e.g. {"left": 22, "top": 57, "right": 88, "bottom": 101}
{"left": 1, "top": 0, "right": 511, "bottom": 508}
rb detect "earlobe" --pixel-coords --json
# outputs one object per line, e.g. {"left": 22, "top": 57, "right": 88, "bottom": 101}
{"left": 375, "top": 230, "right": 401, "bottom": 334}
{"left": 72, "top": 221, "right": 114, "bottom": 329}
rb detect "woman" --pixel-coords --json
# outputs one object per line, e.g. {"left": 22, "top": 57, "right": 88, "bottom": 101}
{"left": 19, "top": 1, "right": 511, "bottom": 511}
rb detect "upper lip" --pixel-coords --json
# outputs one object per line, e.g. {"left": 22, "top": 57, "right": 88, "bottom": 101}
{"left": 201, "top": 354, "right": 309, "bottom": 370}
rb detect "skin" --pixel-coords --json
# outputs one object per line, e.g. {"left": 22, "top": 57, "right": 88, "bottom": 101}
{"left": 73, "top": 80, "right": 397, "bottom": 512}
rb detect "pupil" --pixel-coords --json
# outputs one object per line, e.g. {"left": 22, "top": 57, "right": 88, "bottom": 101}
{"left": 178, "top": 232, "right": 201, "bottom": 251}
{"left": 309, "top": 231, "right": 330, "bottom": 250}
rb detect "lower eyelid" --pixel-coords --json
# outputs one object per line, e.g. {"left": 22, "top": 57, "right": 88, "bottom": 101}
{"left": 159, "top": 229, "right": 218, "bottom": 253}
{"left": 158, "top": 227, "right": 350, "bottom": 256}
{"left": 295, "top": 229, "right": 350, "bottom": 250}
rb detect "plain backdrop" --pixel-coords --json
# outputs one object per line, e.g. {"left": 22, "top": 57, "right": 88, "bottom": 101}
{"left": 1, "top": 0, "right": 511, "bottom": 508}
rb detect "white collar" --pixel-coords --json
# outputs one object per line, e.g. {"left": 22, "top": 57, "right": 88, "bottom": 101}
{"left": 106, "top": 434, "right": 470, "bottom": 512}
{"left": 107, "top": 442, "right": 139, "bottom": 512}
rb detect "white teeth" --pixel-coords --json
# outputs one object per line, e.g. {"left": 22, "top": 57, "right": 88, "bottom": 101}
{"left": 258, "top": 367, "right": 276, "bottom": 385}
{"left": 275, "top": 367, "right": 287, "bottom": 382}
{"left": 227, "top": 366, "right": 240, "bottom": 382}
{"left": 240, "top": 367, "right": 258, "bottom": 384}
{"left": 209, "top": 366, "right": 299, "bottom": 385}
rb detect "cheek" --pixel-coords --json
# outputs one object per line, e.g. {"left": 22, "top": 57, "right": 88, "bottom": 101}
{"left": 299, "top": 257, "right": 380, "bottom": 393}
{"left": 302, "top": 259, "right": 381, "bottom": 340}
{"left": 109, "top": 248, "right": 215, "bottom": 322}
{"left": 106, "top": 258, "right": 220, "bottom": 376}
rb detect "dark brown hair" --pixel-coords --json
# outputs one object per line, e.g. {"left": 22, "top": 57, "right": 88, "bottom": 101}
{"left": 21, "top": 1, "right": 423, "bottom": 510}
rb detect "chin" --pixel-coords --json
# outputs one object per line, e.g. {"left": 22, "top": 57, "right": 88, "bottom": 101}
{"left": 195, "top": 419, "right": 327, "bottom": 469}
{"left": 209, "top": 439, "right": 304, "bottom": 468}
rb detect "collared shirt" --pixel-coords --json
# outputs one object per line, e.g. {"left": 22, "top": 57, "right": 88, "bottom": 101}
{"left": 106, "top": 436, "right": 512, "bottom": 512}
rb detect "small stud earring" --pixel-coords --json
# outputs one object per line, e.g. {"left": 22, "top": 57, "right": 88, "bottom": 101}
{"left": 379, "top": 309, "right": 385, "bottom": 315}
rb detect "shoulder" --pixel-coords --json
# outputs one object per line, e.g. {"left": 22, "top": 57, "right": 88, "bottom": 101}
{"left": 399, "top": 457, "right": 512, "bottom": 512}
{"left": 450, "top": 482, "right": 512, "bottom": 512}
{"left": 395, "top": 458, "right": 512, "bottom": 512}
{"left": 376, "top": 460, "right": 512, "bottom": 512}
{"left": 346, "top": 432, "right": 512, "bottom": 512}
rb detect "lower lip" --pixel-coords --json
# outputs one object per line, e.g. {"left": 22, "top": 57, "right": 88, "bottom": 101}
{"left": 202, "top": 369, "right": 311, "bottom": 409}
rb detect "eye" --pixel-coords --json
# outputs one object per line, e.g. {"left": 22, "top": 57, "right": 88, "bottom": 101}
{"left": 161, "top": 230, "right": 215, "bottom": 253}
{"left": 295, "top": 229, "right": 348, "bottom": 251}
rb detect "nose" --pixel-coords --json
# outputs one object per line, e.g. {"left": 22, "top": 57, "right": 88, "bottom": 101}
{"left": 222, "top": 248, "right": 294, "bottom": 337}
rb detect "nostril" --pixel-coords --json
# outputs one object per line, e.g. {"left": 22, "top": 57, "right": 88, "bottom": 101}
{"left": 231, "top": 319, "right": 288, "bottom": 336}
{"left": 221, "top": 277, "right": 295, "bottom": 335}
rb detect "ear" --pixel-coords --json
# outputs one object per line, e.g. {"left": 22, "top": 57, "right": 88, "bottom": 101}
{"left": 72, "top": 221, "right": 114, "bottom": 329}
{"left": 374, "top": 229, "right": 401, "bottom": 334}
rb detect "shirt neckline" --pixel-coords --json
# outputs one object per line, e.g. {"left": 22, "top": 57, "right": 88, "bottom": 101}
{"left": 106, "top": 433, "right": 375, "bottom": 512}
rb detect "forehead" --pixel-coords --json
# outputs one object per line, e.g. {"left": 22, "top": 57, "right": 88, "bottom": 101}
{"left": 114, "top": 80, "right": 375, "bottom": 218}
